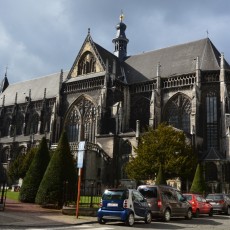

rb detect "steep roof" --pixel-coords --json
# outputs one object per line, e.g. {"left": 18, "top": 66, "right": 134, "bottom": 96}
{"left": 0, "top": 71, "right": 68, "bottom": 106}
{"left": 124, "top": 38, "right": 230, "bottom": 84}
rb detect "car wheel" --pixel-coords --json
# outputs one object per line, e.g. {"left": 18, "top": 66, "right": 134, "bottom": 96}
{"left": 185, "top": 208, "right": 193, "bottom": 220}
{"left": 209, "top": 209, "right": 213, "bottom": 217}
{"left": 226, "top": 206, "right": 230, "bottom": 215}
{"left": 98, "top": 217, "right": 105, "bottom": 224}
{"left": 163, "top": 209, "right": 171, "bottom": 222}
{"left": 145, "top": 212, "right": 152, "bottom": 224}
{"left": 125, "top": 213, "right": 135, "bottom": 226}
{"left": 194, "top": 209, "right": 199, "bottom": 218}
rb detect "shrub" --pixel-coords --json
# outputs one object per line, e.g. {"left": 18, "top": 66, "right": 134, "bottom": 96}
{"left": 19, "top": 137, "right": 50, "bottom": 202}
{"left": 35, "top": 131, "right": 77, "bottom": 208}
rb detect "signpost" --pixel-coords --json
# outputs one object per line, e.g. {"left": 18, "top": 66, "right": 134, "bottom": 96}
{"left": 76, "top": 141, "right": 85, "bottom": 218}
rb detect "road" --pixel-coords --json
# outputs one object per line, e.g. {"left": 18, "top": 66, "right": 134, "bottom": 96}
{"left": 2, "top": 214, "right": 230, "bottom": 230}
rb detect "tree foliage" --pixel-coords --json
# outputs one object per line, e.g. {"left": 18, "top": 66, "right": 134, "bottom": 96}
{"left": 155, "top": 164, "right": 167, "bottom": 185}
{"left": 125, "top": 123, "right": 197, "bottom": 181}
{"left": 190, "top": 163, "right": 206, "bottom": 194}
{"left": 19, "top": 137, "right": 50, "bottom": 203}
{"left": 35, "top": 131, "right": 77, "bottom": 208}
{"left": 7, "top": 147, "right": 36, "bottom": 183}
{"left": 20, "top": 147, "right": 37, "bottom": 178}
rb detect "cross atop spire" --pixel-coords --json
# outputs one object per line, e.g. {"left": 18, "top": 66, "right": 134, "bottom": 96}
{"left": 120, "top": 10, "right": 124, "bottom": 22}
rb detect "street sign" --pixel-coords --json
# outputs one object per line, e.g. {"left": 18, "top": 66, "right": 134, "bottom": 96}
{"left": 77, "top": 141, "right": 85, "bottom": 169}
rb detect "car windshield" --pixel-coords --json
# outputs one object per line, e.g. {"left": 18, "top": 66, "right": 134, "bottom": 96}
{"left": 138, "top": 187, "right": 157, "bottom": 198}
{"left": 183, "top": 194, "right": 192, "bottom": 201}
{"left": 102, "top": 189, "right": 128, "bottom": 200}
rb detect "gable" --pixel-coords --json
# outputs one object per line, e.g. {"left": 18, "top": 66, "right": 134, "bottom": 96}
{"left": 68, "top": 35, "right": 106, "bottom": 79}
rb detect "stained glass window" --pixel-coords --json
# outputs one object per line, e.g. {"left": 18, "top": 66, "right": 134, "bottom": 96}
{"left": 164, "top": 94, "right": 191, "bottom": 133}
{"left": 66, "top": 97, "right": 97, "bottom": 143}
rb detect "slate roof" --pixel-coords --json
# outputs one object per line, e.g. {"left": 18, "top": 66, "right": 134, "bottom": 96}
{"left": 124, "top": 38, "right": 230, "bottom": 84}
{"left": 0, "top": 71, "right": 68, "bottom": 106}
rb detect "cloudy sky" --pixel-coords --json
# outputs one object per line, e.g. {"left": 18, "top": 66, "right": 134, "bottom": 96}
{"left": 1, "top": 0, "right": 230, "bottom": 84}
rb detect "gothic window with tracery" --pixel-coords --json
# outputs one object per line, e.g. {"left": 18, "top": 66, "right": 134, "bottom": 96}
{"left": 206, "top": 92, "right": 218, "bottom": 150}
{"left": 164, "top": 94, "right": 191, "bottom": 133}
{"left": 66, "top": 97, "right": 97, "bottom": 143}
{"left": 77, "top": 52, "right": 96, "bottom": 75}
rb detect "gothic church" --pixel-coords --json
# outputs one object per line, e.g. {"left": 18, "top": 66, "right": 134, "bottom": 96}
{"left": 0, "top": 14, "right": 230, "bottom": 193}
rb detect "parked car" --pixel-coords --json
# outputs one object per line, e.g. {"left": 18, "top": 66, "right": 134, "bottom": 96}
{"left": 206, "top": 193, "right": 230, "bottom": 215}
{"left": 97, "top": 188, "right": 152, "bottom": 226}
{"left": 183, "top": 193, "right": 213, "bottom": 217}
{"left": 137, "top": 185, "right": 192, "bottom": 221}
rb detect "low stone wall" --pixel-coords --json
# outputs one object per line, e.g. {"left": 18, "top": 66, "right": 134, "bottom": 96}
{"left": 62, "top": 206, "right": 98, "bottom": 217}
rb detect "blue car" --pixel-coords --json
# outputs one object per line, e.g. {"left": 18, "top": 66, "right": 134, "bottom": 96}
{"left": 97, "top": 188, "right": 152, "bottom": 226}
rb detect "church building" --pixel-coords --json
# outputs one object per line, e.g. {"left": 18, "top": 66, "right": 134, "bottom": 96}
{"left": 0, "top": 14, "right": 230, "bottom": 193}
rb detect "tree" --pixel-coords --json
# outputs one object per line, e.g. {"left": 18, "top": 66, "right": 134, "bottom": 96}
{"left": 7, "top": 147, "right": 36, "bottom": 183}
{"left": 155, "top": 164, "right": 167, "bottom": 185}
{"left": 125, "top": 123, "right": 197, "bottom": 181}
{"left": 20, "top": 147, "right": 37, "bottom": 178}
{"left": 190, "top": 163, "right": 206, "bottom": 194}
{"left": 19, "top": 137, "right": 50, "bottom": 203}
{"left": 7, "top": 154, "right": 25, "bottom": 183}
{"left": 35, "top": 131, "right": 77, "bottom": 208}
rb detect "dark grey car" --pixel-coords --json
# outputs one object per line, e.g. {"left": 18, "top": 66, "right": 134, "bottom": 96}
{"left": 137, "top": 185, "right": 192, "bottom": 222}
{"left": 206, "top": 193, "right": 230, "bottom": 215}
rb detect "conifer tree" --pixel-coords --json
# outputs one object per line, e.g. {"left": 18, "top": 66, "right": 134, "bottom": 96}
{"left": 190, "top": 163, "right": 206, "bottom": 194}
{"left": 35, "top": 131, "right": 77, "bottom": 208}
{"left": 19, "top": 137, "right": 50, "bottom": 203}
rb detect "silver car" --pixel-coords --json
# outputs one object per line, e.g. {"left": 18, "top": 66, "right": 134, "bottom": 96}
{"left": 206, "top": 193, "right": 230, "bottom": 215}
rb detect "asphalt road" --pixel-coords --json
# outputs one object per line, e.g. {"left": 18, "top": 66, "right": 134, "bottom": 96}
{"left": 1, "top": 199, "right": 230, "bottom": 230}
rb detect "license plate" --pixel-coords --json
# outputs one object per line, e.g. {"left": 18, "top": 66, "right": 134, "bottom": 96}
{"left": 107, "top": 203, "right": 118, "bottom": 207}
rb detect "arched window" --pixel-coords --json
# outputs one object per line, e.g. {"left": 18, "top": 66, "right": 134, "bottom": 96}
{"left": 40, "top": 110, "right": 51, "bottom": 134}
{"left": 77, "top": 52, "right": 96, "bottom": 75}
{"left": 16, "top": 112, "right": 24, "bottom": 135}
{"left": 25, "top": 112, "right": 39, "bottom": 135}
{"left": 206, "top": 92, "right": 218, "bottom": 150}
{"left": 164, "top": 94, "right": 191, "bottom": 133}
{"left": 65, "top": 96, "right": 97, "bottom": 143}
{"left": 66, "top": 107, "right": 81, "bottom": 142}
{"left": 2, "top": 116, "right": 11, "bottom": 137}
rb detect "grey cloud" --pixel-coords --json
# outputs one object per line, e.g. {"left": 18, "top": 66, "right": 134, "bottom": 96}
{"left": 0, "top": 0, "right": 230, "bottom": 83}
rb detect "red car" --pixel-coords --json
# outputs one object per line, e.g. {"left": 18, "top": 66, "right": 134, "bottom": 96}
{"left": 183, "top": 193, "right": 213, "bottom": 217}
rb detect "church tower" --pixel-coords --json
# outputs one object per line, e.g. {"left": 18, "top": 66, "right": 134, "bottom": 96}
{"left": 112, "top": 12, "right": 129, "bottom": 61}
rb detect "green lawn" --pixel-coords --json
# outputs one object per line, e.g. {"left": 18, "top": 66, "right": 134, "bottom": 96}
{"left": 5, "top": 190, "right": 20, "bottom": 201}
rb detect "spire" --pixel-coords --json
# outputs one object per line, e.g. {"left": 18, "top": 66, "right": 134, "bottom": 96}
{"left": 0, "top": 67, "right": 9, "bottom": 93}
{"left": 112, "top": 11, "right": 129, "bottom": 61}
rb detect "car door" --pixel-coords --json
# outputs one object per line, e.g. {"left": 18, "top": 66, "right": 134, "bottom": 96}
{"left": 132, "top": 190, "right": 147, "bottom": 218}
{"left": 162, "top": 189, "right": 178, "bottom": 216}
{"left": 199, "top": 196, "right": 209, "bottom": 214}
{"left": 175, "top": 190, "right": 188, "bottom": 216}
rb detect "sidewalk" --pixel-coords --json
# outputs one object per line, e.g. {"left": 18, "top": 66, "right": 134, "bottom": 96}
{"left": 0, "top": 199, "right": 97, "bottom": 228}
